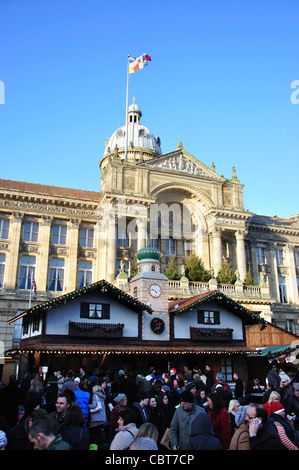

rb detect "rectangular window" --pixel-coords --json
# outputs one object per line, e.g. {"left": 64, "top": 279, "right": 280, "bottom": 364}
{"left": 197, "top": 310, "right": 220, "bottom": 325}
{"left": 48, "top": 259, "right": 65, "bottom": 292}
{"left": 294, "top": 251, "right": 299, "bottom": 268}
{"left": 79, "top": 228, "right": 94, "bottom": 248}
{"left": 80, "top": 302, "right": 110, "bottom": 319}
{"left": 13, "top": 315, "right": 23, "bottom": 342}
{"left": 165, "top": 238, "right": 175, "bottom": 255}
{"left": 51, "top": 224, "right": 67, "bottom": 245}
{"left": 77, "top": 261, "right": 92, "bottom": 289}
{"left": 0, "top": 219, "right": 10, "bottom": 239}
{"left": 221, "top": 357, "right": 233, "bottom": 381}
{"left": 23, "top": 222, "right": 39, "bottom": 242}
{"left": 0, "top": 253, "right": 5, "bottom": 288}
{"left": 275, "top": 249, "right": 284, "bottom": 266}
{"left": 278, "top": 277, "right": 288, "bottom": 303}
{"left": 286, "top": 319, "right": 295, "bottom": 334}
{"left": 182, "top": 240, "right": 192, "bottom": 257}
{"left": 18, "top": 256, "right": 36, "bottom": 290}
{"left": 256, "top": 247, "right": 266, "bottom": 264}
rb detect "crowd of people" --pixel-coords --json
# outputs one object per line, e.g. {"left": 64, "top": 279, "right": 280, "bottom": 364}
{"left": 0, "top": 362, "right": 298, "bottom": 451}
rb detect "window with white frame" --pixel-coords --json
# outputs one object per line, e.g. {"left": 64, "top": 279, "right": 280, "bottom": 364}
{"left": 197, "top": 310, "right": 220, "bottom": 325}
{"left": 18, "top": 256, "right": 36, "bottom": 290}
{"left": 278, "top": 276, "right": 288, "bottom": 303}
{"left": 80, "top": 302, "right": 110, "bottom": 319}
{"left": 0, "top": 218, "right": 10, "bottom": 239}
{"left": 0, "top": 253, "right": 5, "bottom": 288}
{"left": 48, "top": 258, "right": 64, "bottom": 292}
{"left": 275, "top": 249, "right": 284, "bottom": 266}
{"left": 23, "top": 222, "right": 39, "bottom": 242}
{"left": 51, "top": 224, "right": 67, "bottom": 245}
{"left": 256, "top": 247, "right": 266, "bottom": 264}
{"left": 79, "top": 228, "right": 94, "bottom": 248}
{"left": 294, "top": 251, "right": 299, "bottom": 267}
{"left": 77, "top": 261, "right": 92, "bottom": 289}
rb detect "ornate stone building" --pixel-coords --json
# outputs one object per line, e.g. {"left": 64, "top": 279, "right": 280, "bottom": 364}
{"left": 1, "top": 100, "right": 299, "bottom": 377}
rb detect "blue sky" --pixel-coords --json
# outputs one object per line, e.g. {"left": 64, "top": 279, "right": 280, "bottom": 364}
{"left": 0, "top": 0, "right": 298, "bottom": 219}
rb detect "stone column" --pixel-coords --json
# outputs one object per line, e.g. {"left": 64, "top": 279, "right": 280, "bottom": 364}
{"left": 137, "top": 218, "right": 147, "bottom": 251}
{"left": 37, "top": 215, "right": 53, "bottom": 293}
{"left": 107, "top": 215, "right": 117, "bottom": 282}
{"left": 212, "top": 228, "right": 222, "bottom": 276}
{"left": 5, "top": 212, "right": 23, "bottom": 290}
{"left": 285, "top": 244, "right": 299, "bottom": 305}
{"left": 94, "top": 219, "right": 106, "bottom": 281}
{"left": 235, "top": 230, "right": 247, "bottom": 282}
{"left": 66, "top": 218, "right": 80, "bottom": 292}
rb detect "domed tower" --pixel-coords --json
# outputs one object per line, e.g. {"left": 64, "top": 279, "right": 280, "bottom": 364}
{"left": 129, "top": 245, "right": 169, "bottom": 341}
{"left": 99, "top": 98, "right": 162, "bottom": 174}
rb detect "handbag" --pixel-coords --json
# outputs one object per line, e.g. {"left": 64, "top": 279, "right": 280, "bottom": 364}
{"left": 90, "top": 394, "right": 102, "bottom": 413}
{"left": 160, "top": 427, "right": 171, "bottom": 450}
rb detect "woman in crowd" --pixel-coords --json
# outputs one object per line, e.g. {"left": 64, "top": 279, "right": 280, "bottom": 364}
{"left": 206, "top": 392, "right": 231, "bottom": 449}
{"left": 109, "top": 408, "right": 138, "bottom": 450}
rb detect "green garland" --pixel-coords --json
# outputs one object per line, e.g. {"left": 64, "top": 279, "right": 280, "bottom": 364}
{"left": 150, "top": 317, "right": 165, "bottom": 334}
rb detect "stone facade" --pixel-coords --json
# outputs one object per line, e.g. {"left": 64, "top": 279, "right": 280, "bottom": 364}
{"left": 1, "top": 101, "right": 299, "bottom": 376}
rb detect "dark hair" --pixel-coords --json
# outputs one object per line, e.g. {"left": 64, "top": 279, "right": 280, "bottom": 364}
{"left": 59, "top": 390, "right": 75, "bottom": 405}
{"left": 208, "top": 392, "right": 225, "bottom": 418}
{"left": 64, "top": 405, "right": 85, "bottom": 427}
{"left": 180, "top": 390, "right": 194, "bottom": 404}
{"left": 119, "top": 408, "right": 138, "bottom": 425}
{"left": 248, "top": 403, "right": 268, "bottom": 424}
{"left": 30, "top": 408, "right": 49, "bottom": 423}
{"left": 29, "top": 419, "right": 54, "bottom": 439}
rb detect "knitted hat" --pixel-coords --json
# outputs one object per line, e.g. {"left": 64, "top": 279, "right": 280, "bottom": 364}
{"left": 74, "top": 377, "right": 81, "bottom": 383}
{"left": 170, "top": 368, "right": 176, "bottom": 373}
{"left": 269, "top": 402, "right": 285, "bottom": 414}
{"left": 162, "top": 385, "right": 170, "bottom": 392}
{"left": 181, "top": 390, "right": 194, "bottom": 403}
{"left": 235, "top": 405, "right": 249, "bottom": 427}
{"left": 0, "top": 431, "right": 7, "bottom": 449}
{"left": 185, "top": 382, "right": 196, "bottom": 391}
{"left": 114, "top": 393, "right": 126, "bottom": 404}
{"left": 294, "top": 382, "right": 299, "bottom": 391}
{"left": 279, "top": 373, "right": 290, "bottom": 383}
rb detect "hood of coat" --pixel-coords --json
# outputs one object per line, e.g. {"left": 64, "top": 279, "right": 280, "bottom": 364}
{"left": 190, "top": 411, "right": 214, "bottom": 437}
{"left": 116, "top": 423, "right": 138, "bottom": 434}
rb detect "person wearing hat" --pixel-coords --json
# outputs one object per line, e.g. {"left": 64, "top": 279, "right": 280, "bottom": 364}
{"left": 110, "top": 394, "right": 128, "bottom": 436}
{"left": 169, "top": 390, "right": 204, "bottom": 450}
{"left": 213, "top": 372, "right": 231, "bottom": 394}
{"left": 268, "top": 402, "right": 298, "bottom": 450}
{"left": 286, "top": 382, "right": 299, "bottom": 444}
{"left": 277, "top": 372, "right": 293, "bottom": 407}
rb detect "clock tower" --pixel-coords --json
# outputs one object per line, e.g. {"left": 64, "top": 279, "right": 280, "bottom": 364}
{"left": 129, "top": 245, "right": 169, "bottom": 341}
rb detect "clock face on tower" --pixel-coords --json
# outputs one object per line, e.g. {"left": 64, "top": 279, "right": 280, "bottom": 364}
{"left": 149, "top": 283, "right": 162, "bottom": 298}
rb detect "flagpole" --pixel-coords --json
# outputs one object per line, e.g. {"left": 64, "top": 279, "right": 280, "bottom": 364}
{"left": 29, "top": 271, "right": 33, "bottom": 309}
{"left": 125, "top": 54, "right": 130, "bottom": 162}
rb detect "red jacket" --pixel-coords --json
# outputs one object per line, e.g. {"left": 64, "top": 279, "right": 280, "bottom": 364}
{"left": 208, "top": 408, "right": 231, "bottom": 449}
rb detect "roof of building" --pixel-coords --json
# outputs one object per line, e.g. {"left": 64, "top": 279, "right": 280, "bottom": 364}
{"left": 7, "top": 279, "right": 153, "bottom": 324}
{"left": 0, "top": 179, "right": 100, "bottom": 201}
{"left": 168, "top": 290, "right": 265, "bottom": 328}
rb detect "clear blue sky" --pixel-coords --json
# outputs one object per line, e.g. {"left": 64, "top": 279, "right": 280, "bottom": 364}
{"left": 0, "top": 0, "right": 298, "bottom": 219}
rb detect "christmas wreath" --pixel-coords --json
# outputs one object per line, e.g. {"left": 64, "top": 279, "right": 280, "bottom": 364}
{"left": 150, "top": 317, "right": 165, "bottom": 334}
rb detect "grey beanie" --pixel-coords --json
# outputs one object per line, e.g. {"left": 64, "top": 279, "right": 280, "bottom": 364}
{"left": 235, "top": 405, "right": 249, "bottom": 427}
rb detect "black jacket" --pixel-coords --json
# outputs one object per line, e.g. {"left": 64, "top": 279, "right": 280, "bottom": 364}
{"left": 249, "top": 420, "right": 285, "bottom": 450}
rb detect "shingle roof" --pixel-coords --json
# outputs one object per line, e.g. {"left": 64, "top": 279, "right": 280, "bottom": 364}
{"left": 0, "top": 179, "right": 100, "bottom": 201}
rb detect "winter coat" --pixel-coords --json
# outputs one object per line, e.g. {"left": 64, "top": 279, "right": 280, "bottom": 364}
{"left": 74, "top": 387, "right": 90, "bottom": 419}
{"left": 286, "top": 393, "right": 299, "bottom": 430}
{"left": 61, "top": 378, "right": 77, "bottom": 393}
{"left": 170, "top": 404, "right": 203, "bottom": 450}
{"left": 188, "top": 411, "right": 223, "bottom": 450}
{"left": 269, "top": 412, "right": 298, "bottom": 448}
{"left": 88, "top": 391, "right": 107, "bottom": 428}
{"left": 229, "top": 423, "right": 250, "bottom": 450}
{"left": 61, "top": 424, "right": 90, "bottom": 450}
{"left": 109, "top": 422, "right": 138, "bottom": 450}
{"left": 208, "top": 408, "right": 231, "bottom": 450}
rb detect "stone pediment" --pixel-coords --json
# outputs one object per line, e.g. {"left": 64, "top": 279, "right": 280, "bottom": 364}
{"left": 143, "top": 149, "right": 221, "bottom": 180}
